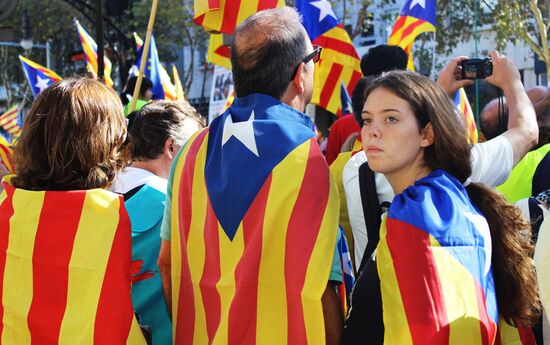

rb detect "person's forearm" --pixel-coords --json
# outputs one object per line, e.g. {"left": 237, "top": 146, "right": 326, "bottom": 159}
{"left": 158, "top": 240, "right": 173, "bottom": 316}
{"left": 322, "top": 283, "right": 343, "bottom": 345}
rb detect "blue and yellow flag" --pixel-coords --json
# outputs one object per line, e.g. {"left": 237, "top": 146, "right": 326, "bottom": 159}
{"left": 377, "top": 169, "right": 498, "bottom": 343}
{"left": 19, "top": 56, "right": 62, "bottom": 97}
{"left": 74, "top": 19, "right": 114, "bottom": 86}
{"left": 296, "top": 0, "right": 362, "bottom": 116}
{"left": 0, "top": 178, "right": 146, "bottom": 344}
{"left": 170, "top": 93, "right": 339, "bottom": 344}
{"left": 387, "top": 0, "right": 437, "bottom": 70}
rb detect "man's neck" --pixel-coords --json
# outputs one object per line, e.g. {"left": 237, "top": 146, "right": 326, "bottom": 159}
{"left": 131, "top": 159, "right": 168, "bottom": 179}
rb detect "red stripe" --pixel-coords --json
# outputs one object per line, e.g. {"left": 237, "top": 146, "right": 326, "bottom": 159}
{"left": 517, "top": 324, "right": 536, "bottom": 345}
{"left": 175, "top": 129, "right": 209, "bottom": 345}
{"left": 94, "top": 198, "right": 134, "bottom": 344}
{"left": 313, "top": 34, "right": 359, "bottom": 59}
{"left": 200, "top": 199, "right": 222, "bottom": 344}
{"left": 227, "top": 175, "right": 272, "bottom": 345}
{"left": 194, "top": 14, "right": 205, "bottom": 26}
{"left": 0, "top": 183, "right": 15, "bottom": 338}
{"left": 0, "top": 145, "right": 14, "bottom": 173}
{"left": 0, "top": 110, "right": 17, "bottom": 122}
{"left": 208, "top": 0, "right": 220, "bottom": 10}
{"left": 320, "top": 63, "right": 343, "bottom": 109}
{"left": 257, "top": 0, "right": 279, "bottom": 10}
{"left": 285, "top": 140, "right": 331, "bottom": 343}
{"left": 389, "top": 15, "right": 407, "bottom": 38}
{"left": 214, "top": 45, "right": 231, "bottom": 58}
{"left": 27, "top": 191, "right": 85, "bottom": 344}
{"left": 385, "top": 218, "right": 450, "bottom": 343}
{"left": 401, "top": 19, "right": 427, "bottom": 40}
{"left": 474, "top": 277, "right": 496, "bottom": 345}
{"left": 219, "top": 0, "right": 242, "bottom": 34}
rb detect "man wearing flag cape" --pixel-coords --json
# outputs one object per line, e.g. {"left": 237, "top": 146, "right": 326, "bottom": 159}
{"left": 158, "top": 7, "right": 343, "bottom": 345}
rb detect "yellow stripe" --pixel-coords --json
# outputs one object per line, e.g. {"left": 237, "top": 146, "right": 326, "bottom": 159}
{"left": 428, "top": 235, "right": 484, "bottom": 345}
{"left": 376, "top": 216, "right": 413, "bottom": 345}
{"left": 1, "top": 189, "right": 44, "bottom": 345}
{"left": 497, "top": 318, "right": 522, "bottom": 344}
{"left": 185, "top": 134, "right": 210, "bottom": 344}
{"left": 58, "top": 190, "right": 120, "bottom": 344}
{"left": 235, "top": 0, "right": 258, "bottom": 29}
{"left": 212, "top": 223, "right": 244, "bottom": 344}
{"left": 302, "top": 168, "right": 339, "bottom": 345}
{"left": 255, "top": 140, "right": 311, "bottom": 342}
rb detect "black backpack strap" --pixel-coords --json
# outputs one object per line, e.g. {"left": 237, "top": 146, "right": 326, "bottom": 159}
{"left": 357, "top": 161, "right": 382, "bottom": 274}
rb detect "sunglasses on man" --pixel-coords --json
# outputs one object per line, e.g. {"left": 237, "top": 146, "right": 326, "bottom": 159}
{"left": 290, "top": 46, "right": 322, "bottom": 81}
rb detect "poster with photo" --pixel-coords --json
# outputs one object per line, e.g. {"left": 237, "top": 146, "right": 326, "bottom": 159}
{"left": 208, "top": 65, "right": 234, "bottom": 124}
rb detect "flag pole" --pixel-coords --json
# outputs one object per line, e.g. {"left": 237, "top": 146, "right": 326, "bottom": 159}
{"left": 129, "top": 0, "right": 160, "bottom": 113}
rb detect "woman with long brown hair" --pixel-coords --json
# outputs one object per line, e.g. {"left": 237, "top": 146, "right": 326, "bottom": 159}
{"left": 0, "top": 78, "right": 146, "bottom": 344}
{"left": 342, "top": 51, "right": 539, "bottom": 344}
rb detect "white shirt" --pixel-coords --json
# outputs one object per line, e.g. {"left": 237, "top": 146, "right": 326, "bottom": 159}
{"left": 343, "top": 135, "right": 514, "bottom": 266}
{"left": 111, "top": 166, "right": 167, "bottom": 194}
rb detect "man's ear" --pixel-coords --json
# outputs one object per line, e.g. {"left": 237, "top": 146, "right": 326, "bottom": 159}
{"left": 292, "top": 62, "right": 305, "bottom": 94}
{"left": 421, "top": 122, "right": 435, "bottom": 147}
{"left": 165, "top": 137, "right": 176, "bottom": 159}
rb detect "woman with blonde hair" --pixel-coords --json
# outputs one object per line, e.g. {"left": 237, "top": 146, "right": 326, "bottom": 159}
{"left": 0, "top": 78, "right": 146, "bottom": 344}
{"left": 343, "top": 52, "right": 539, "bottom": 344}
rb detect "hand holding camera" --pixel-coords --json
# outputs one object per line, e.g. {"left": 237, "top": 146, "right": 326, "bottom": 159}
{"left": 460, "top": 58, "right": 493, "bottom": 80}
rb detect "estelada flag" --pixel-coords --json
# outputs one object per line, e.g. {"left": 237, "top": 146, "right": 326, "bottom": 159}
{"left": 387, "top": 0, "right": 437, "bottom": 70}
{"left": 19, "top": 56, "right": 62, "bottom": 98}
{"left": 74, "top": 19, "right": 114, "bottom": 86}
{"left": 170, "top": 93, "right": 339, "bottom": 344}
{"left": 0, "top": 178, "right": 146, "bottom": 345}
{"left": 377, "top": 169, "right": 498, "bottom": 343}
{"left": 296, "top": 0, "right": 362, "bottom": 116}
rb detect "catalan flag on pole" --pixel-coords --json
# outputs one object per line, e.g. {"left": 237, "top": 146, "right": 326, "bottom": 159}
{"left": 19, "top": 56, "right": 62, "bottom": 98}
{"left": 170, "top": 93, "right": 339, "bottom": 344}
{"left": 377, "top": 169, "right": 498, "bottom": 343}
{"left": 132, "top": 33, "right": 177, "bottom": 100}
{"left": 0, "top": 106, "right": 21, "bottom": 137}
{"left": 454, "top": 88, "right": 479, "bottom": 144}
{"left": 0, "top": 178, "right": 147, "bottom": 344}
{"left": 0, "top": 136, "right": 14, "bottom": 174}
{"left": 387, "top": 0, "right": 436, "bottom": 70}
{"left": 194, "top": 0, "right": 284, "bottom": 69}
{"left": 74, "top": 19, "right": 114, "bottom": 86}
{"left": 297, "top": 0, "right": 362, "bottom": 116}
{"left": 173, "top": 65, "right": 186, "bottom": 101}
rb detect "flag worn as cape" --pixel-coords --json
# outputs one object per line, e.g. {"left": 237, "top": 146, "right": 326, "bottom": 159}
{"left": 170, "top": 93, "right": 339, "bottom": 344}
{"left": 0, "top": 178, "right": 146, "bottom": 345}
{"left": 19, "top": 56, "right": 62, "bottom": 98}
{"left": 74, "top": 19, "right": 114, "bottom": 86}
{"left": 377, "top": 169, "right": 498, "bottom": 344}
{"left": 387, "top": 0, "right": 436, "bottom": 70}
{"left": 296, "top": 0, "right": 362, "bottom": 116}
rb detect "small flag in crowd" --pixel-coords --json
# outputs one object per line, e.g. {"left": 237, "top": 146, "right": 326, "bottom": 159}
{"left": 75, "top": 19, "right": 114, "bottom": 86}
{"left": 172, "top": 65, "right": 186, "bottom": 101}
{"left": 454, "top": 87, "right": 478, "bottom": 144}
{"left": 296, "top": 0, "right": 362, "bottom": 116}
{"left": 339, "top": 80, "right": 353, "bottom": 117}
{"left": 387, "top": 0, "right": 436, "bottom": 70}
{"left": 0, "top": 106, "right": 21, "bottom": 137}
{"left": 19, "top": 56, "right": 62, "bottom": 97}
{"left": 0, "top": 135, "right": 14, "bottom": 174}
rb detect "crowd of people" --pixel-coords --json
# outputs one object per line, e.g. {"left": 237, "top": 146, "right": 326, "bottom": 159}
{"left": 0, "top": 6, "right": 549, "bottom": 345}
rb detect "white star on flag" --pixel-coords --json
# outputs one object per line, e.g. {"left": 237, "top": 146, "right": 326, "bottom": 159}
{"left": 222, "top": 110, "right": 259, "bottom": 157}
{"left": 310, "top": 0, "right": 337, "bottom": 22}
{"left": 35, "top": 76, "right": 50, "bottom": 93}
{"left": 409, "top": 0, "right": 426, "bottom": 10}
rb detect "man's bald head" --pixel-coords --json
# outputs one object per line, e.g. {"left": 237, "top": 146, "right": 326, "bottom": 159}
{"left": 230, "top": 7, "right": 309, "bottom": 100}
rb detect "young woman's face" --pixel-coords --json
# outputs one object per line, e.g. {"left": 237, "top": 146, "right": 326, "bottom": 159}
{"left": 360, "top": 87, "right": 430, "bottom": 177}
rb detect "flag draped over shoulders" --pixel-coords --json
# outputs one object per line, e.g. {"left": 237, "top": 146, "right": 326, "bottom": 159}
{"left": 377, "top": 169, "right": 498, "bottom": 344}
{"left": 170, "top": 93, "right": 339, "bottom": 344}
{"left": 0, "top": 177, "right": 146, "bottom": 345}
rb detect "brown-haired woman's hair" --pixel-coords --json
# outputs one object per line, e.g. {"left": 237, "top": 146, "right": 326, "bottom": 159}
{"left": 128, "top": 100, "right": 205, "bottom": 161}
{"left": 13, "top": 78, "right": 127, "bottom": 191}
{"left": 365, "top": 70, "right": 540, "bottom": 326}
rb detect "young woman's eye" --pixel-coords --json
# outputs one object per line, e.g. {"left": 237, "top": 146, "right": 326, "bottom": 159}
{"left": 362, "top": 118, "right": 372, "bottom": 126}
{"left": 386, "top": 116, "right": 398, "bottom": 123}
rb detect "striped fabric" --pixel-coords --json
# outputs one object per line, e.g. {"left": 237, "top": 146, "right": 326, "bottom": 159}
{"left": 0, "top": 178, "right": 146, "bottom": 345}
{"left": 0, "top": 139, "right": 14, "bottom": 174}
{"left": 194, "top": 0, "right": 284, "bottom": 34}
{"left": 207, "top": 33, "right": 231, "bottom": 70}
{"left": 0, "top": 106, "right": 20, "bottom": 137}
{"left": 75, "top": 19, "right": 114, "bottom": 86}
{"left": 387, "top": 0, "right": 436, "bottom": 71}
{"left": 297, "top": 1, "right": 362, "bottom": 116}
{"left": 170, "top": 93, "right": 339, "bottom": 344}
{"left": 377, "top": 170, "right": 498, "bottom": 344}
{"left": 454, "top": 87, "right": 479, "bottom": 144}
{"left": 173, "top": 65, "right": 186, "bottom": 101}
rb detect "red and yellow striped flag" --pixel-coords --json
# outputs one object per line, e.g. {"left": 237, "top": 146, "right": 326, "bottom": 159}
{"left": 0, "top": 106, "right": 20, "bottom": 136}
{"left": 74, "top": 19, "right": 114, "bottom": 86}
{"left": 455, "top": 87, "right": 478, "bottom": 144}
{"left": 0, "top": 179, "right": 146, "bottom": 344}
{"left": 173, "top": 65, "right": 186, "bottom": 101}
{"left": 0, "top": 136, "right": 14, "bottom": 174}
